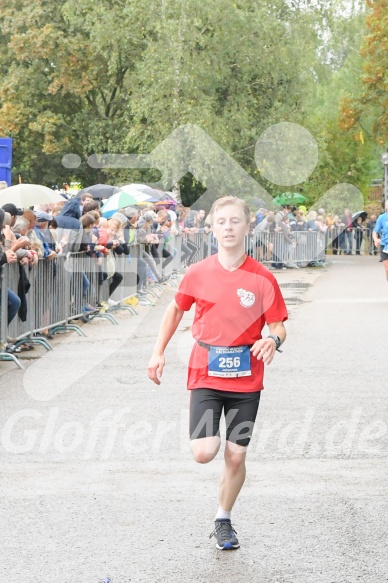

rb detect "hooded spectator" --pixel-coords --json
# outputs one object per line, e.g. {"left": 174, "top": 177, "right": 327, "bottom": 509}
{"left": 55, "top": 198, "right": 82, "bottom": 252}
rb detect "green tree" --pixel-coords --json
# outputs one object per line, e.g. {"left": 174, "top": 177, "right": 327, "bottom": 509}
{"left": 0, "top": 0, "right": 144, "bottom": 184}
{"left": 340, "top": 0, "right": 388, "bottom": 147}
{"left": 301, "top": 2, "right": 379, "bottom": 203}
{"left": 0, "top": 0, "right": 374, "bottom": 206}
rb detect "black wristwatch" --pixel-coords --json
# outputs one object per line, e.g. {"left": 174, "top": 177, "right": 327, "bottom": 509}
{"left": 267, "top": 334, "right": 283, "bottom": 352}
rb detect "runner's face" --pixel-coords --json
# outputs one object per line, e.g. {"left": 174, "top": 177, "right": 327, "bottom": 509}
{"left": 212, "top": 204, "right": 249, "bottom": 249}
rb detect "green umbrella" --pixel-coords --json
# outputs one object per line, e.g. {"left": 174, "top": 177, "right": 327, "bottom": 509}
{"left": 101, "top": 191, "right": 139, "bottom": 217}
{"left": 273, "top": 192, "right": 307, "bottom": 205}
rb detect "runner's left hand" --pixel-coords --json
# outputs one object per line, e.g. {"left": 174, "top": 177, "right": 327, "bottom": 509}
{"left": 250, "top": 338, "right": 276, "bottom": 365}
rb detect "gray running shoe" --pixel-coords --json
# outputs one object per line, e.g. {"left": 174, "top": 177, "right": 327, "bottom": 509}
{"left": 209, "top": 519, "right": 240, "bottom": 550}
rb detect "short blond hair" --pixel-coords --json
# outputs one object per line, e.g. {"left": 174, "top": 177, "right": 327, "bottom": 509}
{"left": 209, "top": 196, "right": 251, "bottom": 225}
{"left": 107, "top": 218, "right": 121, "bottom": 231}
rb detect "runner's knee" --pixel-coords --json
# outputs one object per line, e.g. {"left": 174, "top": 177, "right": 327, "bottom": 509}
{"left": 191, "top": 437, "right": 220, "bottom": 464}
{"left": 224, "top": 444, "right": 246, "bottom": 471}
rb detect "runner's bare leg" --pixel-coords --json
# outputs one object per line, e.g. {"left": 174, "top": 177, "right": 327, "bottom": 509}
{"left": 383, "top": 259, "right": 388, "bottom": 280}
{"left": 219, "top": 441, "right": 247, "bottom": 511}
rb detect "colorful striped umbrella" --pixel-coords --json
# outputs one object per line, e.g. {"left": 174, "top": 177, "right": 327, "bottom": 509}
{"left": 101, "top": 191, "right": 139, "bottom": 217}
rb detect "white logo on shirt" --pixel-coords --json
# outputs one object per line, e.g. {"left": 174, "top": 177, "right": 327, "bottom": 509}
{"left": 237, "top": 288, "right": 255, "bottom": 308}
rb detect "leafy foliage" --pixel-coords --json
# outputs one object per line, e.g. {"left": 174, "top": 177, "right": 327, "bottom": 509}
{"left": 0, "top": 0, "right": 380, "bottom": 206}
{"left": 340, "top": 0, "right": 388, "bottom": 147}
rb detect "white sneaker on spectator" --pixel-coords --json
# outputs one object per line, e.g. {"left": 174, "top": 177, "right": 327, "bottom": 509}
{"left": 107, "top": 298, "right": 119, "bottom": 306}
{"left": 139, "top": 298, "right": 153, "bottom": 306}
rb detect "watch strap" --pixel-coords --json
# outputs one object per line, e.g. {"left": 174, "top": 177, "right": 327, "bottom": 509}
{"left": 267, "top": 334, "right": 283, "bottom": 353}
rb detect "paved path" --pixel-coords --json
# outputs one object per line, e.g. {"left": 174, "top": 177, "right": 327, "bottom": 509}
{"left": 0, "top": 256, "right": 387, "bottom": 583}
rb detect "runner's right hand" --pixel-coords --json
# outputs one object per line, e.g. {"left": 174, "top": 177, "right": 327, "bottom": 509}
{"left": 147, "top": 354, "right": 165, "bottom": 385}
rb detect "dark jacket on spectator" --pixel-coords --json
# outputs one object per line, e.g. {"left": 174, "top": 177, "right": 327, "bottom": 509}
{"left": 55, "top": 198, "right": 82, "bottom": 252}
{"left": 0, "top": 209, "right": 8, "bottom": 267}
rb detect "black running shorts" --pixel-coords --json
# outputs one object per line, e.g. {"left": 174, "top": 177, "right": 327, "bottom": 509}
{"left": 189, "top": 388, "right": 261, "bottom": 447}
{"left": 380, "top": 248, "right": 388, "bottom": 261}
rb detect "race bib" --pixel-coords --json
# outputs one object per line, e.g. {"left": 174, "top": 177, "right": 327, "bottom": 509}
{"left": 383, "top": 244, "right": 388, "bottom": 253}
{"left": 208, "top": 345, "right": 251, "bottom": 378}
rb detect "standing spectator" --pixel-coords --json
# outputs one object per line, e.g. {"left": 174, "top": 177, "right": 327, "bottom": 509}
{"left": 82, "top": 200, "right": 100, "bottom": 215}
{"left": 23, "top": 210, "right": 44, "bottom": 258}
{"left": 354, "top": 216, "right": 365, "bottom": 255}
{"left": 62, "top": 183, "right": 71, "bottom": 197}
{"left": 34, "top": 211, "right": 57, "bottom": 260}
{"left": 251, "top": 213, "right": 275, "bottom": 261}
{"left": 121, "top": 208, "right": 152, "bottom": 305}
{"left": 99, "top": 218, "right": 129, "bottom": 305}
{"left": 177, "top": 207, "right": 198, "bottom": 266}
{"left": 1, "top": 203, "right": 23, "bottom": 227}
{"left": 330, "top": 216, "right": 346, "bottom": 255}
{"left": 297, "top": 209, "right": 307, "bottom": 224}
{"left": 272, "top": 214, "right": 294, "bottom": 269}
{"left": 326, "top": 213, "right": 335, "bottom": 228}
{"left": 274, "top": 205, "right": 287, "bottom": 227}
{"left": 79, "top": 192, "right": 94, "bottom": 214}
{"left": 195, "top": 209, "right": 206, "bottom": 229}
{"left": 366, "top": 215, "right": 377, "bottom": 255}
{"left": 0, "top": 208, "right": 21, "bottom": 338}
{"left": 341, "top": 208, "right": 354, "bottom": 255}
{"left": 149, "top": 210, "right": 174, "bottom": 274}
{"left": 55, "top": 198, "right": 83, "bottom": 253}
{"left": 79, "top": 213, "right": 99, "bottom": 312}
{"left": 293, "top": 210, "right": 307, "bottom": 232}
{"left": 315, "top": 216, "right": 328, "bottom": 234}
{"left": 10, "top": 217, "right": 38, "bottom": 265}
{"left": 306, "top": 211, "right": 318, "bottom": 231}
{"left": 136, "top": 211, "right": 167, "bottom": 283}
{"left": 255, "top": 208, "right": 266, "bottom": 226}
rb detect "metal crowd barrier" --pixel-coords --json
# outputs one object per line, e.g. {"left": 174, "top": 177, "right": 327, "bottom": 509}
{"left": 245, "top": 230, "right": 326, "bottom": 267}
{"left": 0, "top": 247, "right": 146, "bottom": 368}
{"left": 325, "top": 227, "right": 373, "bottom": 255}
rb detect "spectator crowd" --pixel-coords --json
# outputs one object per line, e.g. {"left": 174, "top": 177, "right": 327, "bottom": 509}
{"left": 0, "top": 180, "right": 381, "bottom": 355}
{"left": 251, "top": 205, "right": 378, "bottom": 261}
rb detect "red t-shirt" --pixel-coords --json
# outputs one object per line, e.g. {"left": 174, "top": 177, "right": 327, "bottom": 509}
{"left": 175, "top": 254, "right": 288, "bottom": 392}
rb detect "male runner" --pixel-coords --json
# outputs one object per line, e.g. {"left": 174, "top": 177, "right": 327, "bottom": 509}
{"left": 373, "top": 200, "right": 388, "bottom": 281}
{"left": 147, "top": 196, "right": 287, "bottom": 550}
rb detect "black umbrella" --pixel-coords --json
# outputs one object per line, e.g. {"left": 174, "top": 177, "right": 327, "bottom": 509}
{"left": 76, "top": 184, "right": 121, "bottom": 200}
{"left": 352, "top": 210, "right": 368, "bottom": 223}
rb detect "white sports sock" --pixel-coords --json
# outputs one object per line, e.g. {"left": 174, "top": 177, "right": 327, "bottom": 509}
{"left": 215, "top": 507, "right": 231, "bottom": 521}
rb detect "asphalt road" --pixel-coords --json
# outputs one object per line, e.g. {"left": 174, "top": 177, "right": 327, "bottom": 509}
{"left": 0, "top": 255, "right": 387, "bottom": 583}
